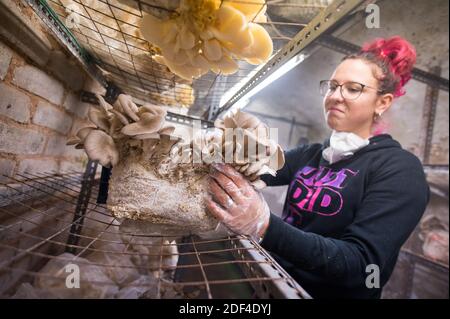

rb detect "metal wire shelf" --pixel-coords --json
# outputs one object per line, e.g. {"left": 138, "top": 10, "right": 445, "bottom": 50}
{"left": 28, "top": 0, "right": 333, "bottom": 117}
{"left": 0, "top": 170, "right": 311, "bottom": 299}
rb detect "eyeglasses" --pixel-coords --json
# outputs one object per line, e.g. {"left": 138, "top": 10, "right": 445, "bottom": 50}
{"left": 319, "top": 80, "right": 383, "bottom": 100}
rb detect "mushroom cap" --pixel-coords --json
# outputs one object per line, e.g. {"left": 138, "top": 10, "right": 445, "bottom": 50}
{"left": 133, "top": 133, "right": 161, "bottom": 140}
{"left": 84, "top": 130, "right": 119, "bottom": 167}
{"left": 88, "top": 108, "right": 110, "bottom": 132}
{"left": 141, "top": 103, "right": 167, "bottom": 117}
{"left": 241, "top": 23, "right": 273, "bottom": 64}
{"left": 111, "top": 109, "right": 130, "bottom": 126}
{"left": 95, "top": 93, "right": 114, "bottom": 114}
{"left": 158, "top": 126, "right": 176, "bottom": 135}
{"left": 212, "top": 5, "right": 248, "bottom": 42}
{"left": 67, "top": 126, "right": 96, "bottom": 147}
{"left": 121, "top": 112, "right": 165, "bottom": 136}
{"left": 77, "top": 126, "right": 96, "bottom": 141}
{"left": 66, "top": 136, "right": 81, "bottom": 146}
{"left": 213, "top": 109, "right": 285, "bottom": 182}
{"left": 108, "top": 116, "right": 126, "bottom": 139}
{"left": 234, "top": 109, "right": 261, "bottom": 129}
{"left": 211, "top": 54, "right": 239, "bottom": 75}
{"left": 203, "top": 38, "right": 222, "bottom": 62}
{"left": 115, "top": 94, "right": 140, "bottom": 122}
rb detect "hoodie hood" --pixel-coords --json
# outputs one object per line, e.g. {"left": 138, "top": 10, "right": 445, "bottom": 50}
{"left": 320, "top": 134, "right": 402, "bottom": 165}
{"left": 322, "top": 133, "right": 401, "bottom": 153}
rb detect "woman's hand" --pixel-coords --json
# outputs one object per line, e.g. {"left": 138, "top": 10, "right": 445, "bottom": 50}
{"left": 205, "top": 163, "right": 270, "bottom": 240}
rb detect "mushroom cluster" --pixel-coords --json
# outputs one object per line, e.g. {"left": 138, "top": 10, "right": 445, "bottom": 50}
{"left": 68, "top": 93, "right": 284, "bottom": 187}
{"left": 215, "top": 110, "right": 284, "bottom": 189}
{"left": 169, "top": 110, "right": 285, "bottom": 189}
{"left": 68, "top": 93, "right": 284, "bottom": 233}
{"left": 139, "top": 0, "right": 272, "bottom": 80}
{"left": 67, "top": 93, "right": 180, "bottom": 168}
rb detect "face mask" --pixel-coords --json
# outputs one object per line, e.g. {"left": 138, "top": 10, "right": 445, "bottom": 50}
{"left": 322, "top": 130, "right": 370, "bottom": 164}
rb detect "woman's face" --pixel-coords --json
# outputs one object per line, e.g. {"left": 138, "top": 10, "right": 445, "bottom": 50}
{"left": 323, "top": 59, "right": 389, "bottom": 139}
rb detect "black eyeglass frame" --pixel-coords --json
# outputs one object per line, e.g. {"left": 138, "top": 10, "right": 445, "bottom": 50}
{"left": 319, "top": 80, "right": 385, "bottom": 100}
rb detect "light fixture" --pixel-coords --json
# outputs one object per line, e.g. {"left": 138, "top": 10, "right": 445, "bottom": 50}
{"left": 219, "top": 53, "right": 307, "bottom": 117}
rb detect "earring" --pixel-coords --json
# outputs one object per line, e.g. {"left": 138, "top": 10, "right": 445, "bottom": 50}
{"left": 374, "top": 112, "right": 382, "bottom": 120}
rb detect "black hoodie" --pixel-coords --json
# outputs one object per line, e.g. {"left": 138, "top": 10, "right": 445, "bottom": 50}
{"left": 260, "top": 134, "right": 430, "bottom": 299}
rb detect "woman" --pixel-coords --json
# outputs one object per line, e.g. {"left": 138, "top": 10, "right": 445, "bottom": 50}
{"left": 205, "top": 36, "right": 430, "bottom": 298}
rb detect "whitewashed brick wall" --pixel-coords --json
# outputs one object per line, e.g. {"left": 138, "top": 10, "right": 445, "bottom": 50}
{"left": 0, "top": 39, "right": 98, "bottom": 183}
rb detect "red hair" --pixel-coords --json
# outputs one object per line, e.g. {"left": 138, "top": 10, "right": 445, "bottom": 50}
{"left": 344, "top": 36, "right": 417, "bottom": 98}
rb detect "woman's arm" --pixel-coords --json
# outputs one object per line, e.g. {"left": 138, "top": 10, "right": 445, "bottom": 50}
{"left": 260, "top": 152, "right": 430, "bottom": 288}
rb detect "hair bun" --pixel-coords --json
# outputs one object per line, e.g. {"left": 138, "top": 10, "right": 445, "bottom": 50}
{"left": 361, "top": 36, "right": 416, "bottom": 97}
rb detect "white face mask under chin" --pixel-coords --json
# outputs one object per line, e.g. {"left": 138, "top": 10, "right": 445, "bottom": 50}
{"left": 322, "top": 130, "right": 370, "bottom": 164}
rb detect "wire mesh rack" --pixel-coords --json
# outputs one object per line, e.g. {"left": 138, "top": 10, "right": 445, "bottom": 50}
{"left": 0, "top": 169, "right": 311, "bottom": 299}
{"left": 28, "top": 0, "right": 337, "bottom": 117}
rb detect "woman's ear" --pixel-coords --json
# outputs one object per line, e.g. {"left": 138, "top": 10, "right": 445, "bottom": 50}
{"left": 375, "top": 93, "right": 394, "bottom": 114}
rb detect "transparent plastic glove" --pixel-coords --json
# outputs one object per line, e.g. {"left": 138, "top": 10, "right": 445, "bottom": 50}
{"left": 205, "top": 163, "right": 270, "bottom": 240}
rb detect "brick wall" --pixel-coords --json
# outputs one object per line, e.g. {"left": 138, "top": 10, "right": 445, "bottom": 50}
{"left": 0, "top": 1, "right": 111, "bottom": 295}
{"left": 0, "top": 39, "right": 97, "bottom": 183}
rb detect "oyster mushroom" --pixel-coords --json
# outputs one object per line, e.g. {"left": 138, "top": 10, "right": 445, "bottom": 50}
{"left": 211, "top": 5, "right": 248, "bottom": 43}
{"left": 241, "top": 23, "right": 273, "bottom": 64}
{"left": 88, "top": 108, "right": 110, "bottom": 132}
{"left": 66, "top": 136, "right": 81, "bottom": 146}
{"left": 95, "top": 93, "right": 114, "bottom": 114}
{"left": 213, "top": 109, "right": 285, "bottom": 189}
{"left": 158, "top": 126, "right": 176, "bottom": 135}
{"left": 203, "top": 38, "right": 222, "bottom": 62}
{"left": 179, "top": 25, "right": 196, "bottom": 50}
{"left": 138, "top": 1, "right": 272, "bottom": 80}
{"left": 133, "top": 133, "right": 160, "bottom": 140}
{"left": 157, "top": 55, "right": 207, "bottom": 81}
{"left": 84, "top": 130, "right": 119, "bottom": 167}
{"left": 114, "top": 94, "right": 140, "bottom": 122}
{"left": 77, "top": 126, "right": 96, "bottom": 141}
{"left": 141, "top": 103, "right": 167, "bottom": 117}
{"left": 109, "top": 116, "right": 127, "bottom": 139}
{"left": 67, "top": 126, "right": 96, "bottom": 148}
{"left": 189, "top": 53, "right": 210, "bottom": 70}
{"left": 234, "top": 109, "right": 262, "bottom": 129}
{"left": 110, "top": 109, "right": 130, "bottom": 126}
{"left": 121, "top": 112, "right": 165, "bottom": 136}
{"left": 211, "top": 54, "right": 239, "bottom": 75}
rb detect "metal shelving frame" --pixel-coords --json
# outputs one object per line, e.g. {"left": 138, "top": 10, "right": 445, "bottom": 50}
{"left": 26, "top": 0, "right": 359, "bottom": 117}
{"left": 0, "top": 171, "right": 310, "bottom": 298}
